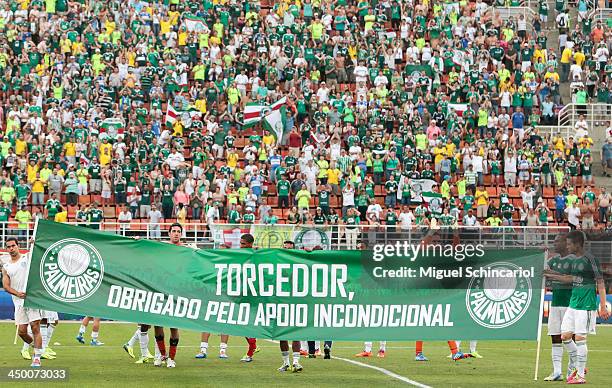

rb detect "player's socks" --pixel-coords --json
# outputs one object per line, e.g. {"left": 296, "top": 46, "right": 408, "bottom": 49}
{"left": 169, "top": 338, "right": 178, "bottom": 360}
{"left": 22, "top": 341, "right": 30, "bottom": 352}
{"left": 456, "top": 340, "right": 461, "bottom": 351}
{"left": 246, "top": 337, "right": 257, "bottom": 357}
{"left": 154, "top": 340, "right": 161, "bottom": 359}
{"left": 40, "top": 325, "right": 48, "bottom": 353}
{"left": 79, "top": 325, "right": 86, "bottom": 335}
{"left": 281, "top": 350, "right": 290, "bottom": 366}
{"left": 33, "top": 348, "right": 42, "bottom": 362}
{"left": 447, "top": 340, "right": 458, "bottom": 354}
{"left": 552, "top": 343, "right": 563, "bottom": 377}
{"left": 292, "top": 351, "right": 301, "bottom": 364}
{"left": 155, "top": 335, "right": 166, "bottom": 358}
{"left": 563, "top": 339, "right": 578, "bottom": 373}
{"left": 364, "top": 341, "right": 373, "bottom": 353}
{"left": 379, "top": 341, "right": 387, "bottom": 352}
{"left": 469, "top": 341, "right": 478, "bottom": 353}
{"left": 91, "top": 331, "right": 103, "bottom": 345}
{"left": 196, "top": 341, "right": 208, "bottom": 358}
{"left": 415, "top": 340, "right": 423, "bottom": 355}
{"left": 219, "top": 342, "right": 228, "bottom": 358}
{"left": 47, "top": 324, "right": 55, "bottom": 345}
{"left": 128, "top": 329, "right": 139, "bottom": 347}
{"left": 139, "top": 330, "right": 150, "bottom": 357}
{"left": 575, "top": 340, "right": 587, "bottom": 378}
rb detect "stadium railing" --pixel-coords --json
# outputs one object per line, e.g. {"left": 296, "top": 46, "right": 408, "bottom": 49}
{"left": 0, "top": 222, "right": 571, "bottom": 251}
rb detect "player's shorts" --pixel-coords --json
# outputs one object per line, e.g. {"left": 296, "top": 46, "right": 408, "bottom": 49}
{"left": 42, "top": 310, "right": 59, "bottom": 322}
{"left": 14, "top": 307, "right": 43, "bottom": 325}
{"left": 547, "top": 306, "right": 567, "bottom": 335}
{"left": 560, "top": 307, "right": 597, "bottom": 335}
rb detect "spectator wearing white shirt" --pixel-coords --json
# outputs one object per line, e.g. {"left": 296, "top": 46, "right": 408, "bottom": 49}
{"left": 504, "top": 151, "right": 518, "bottom": 186}
{"left": 565, "top": 202, "right": 581, "bottom": 230}
{"left": 117, "top": 205, "right": 132, "bottom": 236}
{"left": 398, "top": 206, "right": 415, "bottom": 231}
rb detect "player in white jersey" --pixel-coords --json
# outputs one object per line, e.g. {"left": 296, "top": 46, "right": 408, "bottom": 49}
{"left": 2, "top": 237, "right": 44, "bottom": 367}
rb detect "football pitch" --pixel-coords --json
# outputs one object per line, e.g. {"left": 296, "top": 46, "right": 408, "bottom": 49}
{"left": 0, "top": 322, "right": 610, "bottom": 387}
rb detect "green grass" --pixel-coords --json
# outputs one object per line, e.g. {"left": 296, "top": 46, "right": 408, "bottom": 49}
{"left": 0, "top": 322, "right": 610, "bottom": 387}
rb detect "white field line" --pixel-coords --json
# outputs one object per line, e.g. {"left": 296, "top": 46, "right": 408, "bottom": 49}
{"left": 265, "top": 339, "right": 431, "bottom": 387}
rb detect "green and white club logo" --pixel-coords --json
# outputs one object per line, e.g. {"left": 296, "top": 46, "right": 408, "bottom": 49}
{"left": 465, "top": 262, "right": 532, "bottom": 329}
{"left": 40, "top": 239, "right": 104, "bottom": 303}
{"left": 295, "top": 228, "right": 330, "bottom": 250}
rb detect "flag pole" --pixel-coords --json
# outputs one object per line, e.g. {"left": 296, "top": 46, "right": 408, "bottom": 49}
{"left": 533, "top": 250, "right": 548, "bottom": 380}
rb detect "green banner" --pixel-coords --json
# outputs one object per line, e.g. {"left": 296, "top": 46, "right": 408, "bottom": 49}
{"left": 25, "top": 220, "right": 545, "bottom": 340}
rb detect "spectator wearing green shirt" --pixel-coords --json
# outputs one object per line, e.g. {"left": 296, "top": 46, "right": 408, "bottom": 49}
{"left": 296, "top": 184, "right": 312, "bottom": 211}
{"left": 87, "top": 202, "right": 104, "bottom": 230}
{"left": 64, "top": 171, "right": 79, "bottom": 206}
{"left": 277, "top": 176, "right": 290, "bottom": 209}
{"left": 0, "top": 181, "right": 16, "bottom": 206}
{"left": 45, "top": 193, "right": 61, "bottom": 220}
{"left": 0, "top": 200, "right": 11, "bottom": 237}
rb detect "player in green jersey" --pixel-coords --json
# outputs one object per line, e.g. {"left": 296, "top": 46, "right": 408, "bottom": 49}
{"left": 543, "top": 234, "right": 572, "bottom": 381}
{"left": 544, "top": 231, "right": 609, "bottom": 384}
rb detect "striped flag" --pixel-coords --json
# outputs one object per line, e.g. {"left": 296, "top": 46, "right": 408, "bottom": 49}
{"left": 243, "top": 97, "right": 287, "bottom": 127}
{"left": 183, "top": 13, "right": 207, "bottom": 32}
{"left": 448, "top": 103, "right": 468, "bottom": 117}
{"left": 165, "top": 103, "right": 200, "bottom": 128}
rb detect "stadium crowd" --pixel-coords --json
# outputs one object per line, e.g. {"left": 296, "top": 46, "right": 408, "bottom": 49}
{"left": 0, "top": 0, "right": 611, "bottom": 236}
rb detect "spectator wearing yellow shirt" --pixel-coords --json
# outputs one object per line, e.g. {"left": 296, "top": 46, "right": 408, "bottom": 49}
{"left": 64, "top": 137, "right": 77, "bottom": 165}
{"left": 309, "top": 17, "right": 324, "bottom": 40}
{"left": 227, "top": 148, "right": 239, "bottom": 170}
{"left": 475, "top": 185, "right": 489, "bottom": 219}
{"left": 99, "top": 138, "right": 113, "bottom": 166}
{"left": 26, "top": 160, "right": 39, "bottom": 183}
{"left": 327, "top": 162, "right": 342, "bottom": 197}
{"left": 573, "top": 49, "right": 585, "bottom": 67}
{"left": 14, "top": 134, "right": 27, "bottom": 156}
{"left": 560, "top": 46, "right": 573, "bottom": 82}
{"left": 31, "top": 172, "right": 46, "bottom": 205}
{"left": 54, "top": 206, "right": 68, "bottom": 223}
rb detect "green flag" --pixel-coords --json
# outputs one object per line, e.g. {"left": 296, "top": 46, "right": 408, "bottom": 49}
{"left": 262, "top": 106, "right": 286, "bottom": 146}
{"left": 25, "top": 220, "right": 544, "bottom": 340}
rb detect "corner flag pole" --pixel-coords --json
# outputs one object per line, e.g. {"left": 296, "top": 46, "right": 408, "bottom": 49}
{"left": 534, "top": 250, "right": 548, "bottom": 380}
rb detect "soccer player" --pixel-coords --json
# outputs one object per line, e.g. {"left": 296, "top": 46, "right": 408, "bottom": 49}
{"left": 544, "top": 231, "right": 609, "bottom": 384}
{"left": 355, "top": 341, "right": 387, "bottom": 358}
{"left": 123, "top": 324, "right": 155, "bottom": 363}
{"left": 455, "top": 340, "right": 481, "bottom": 358}
{"left": 239, "top": 233, "right": 259, "bottom": 362}
{"left": 415, "top": 340, "right": 466, "bottom": 361}
{"left": 278, "top": 240, "right": 304, "bottom": 372}
{"left": 21, "top": 311, "right": 58, "bottom": 360}
{"left": 2, "top": 237, "right": 44, "bottom": 367}
{"left": 195, "top": 332, "right": 229, "bottom": 359}
{"left": 149, "top": 223, "right": 184, "bottom": 368}
{"left": 543, "top": 234, "right": 572, "bottom": 381}
{"left": 76, "top": 316, "right": 104, "bottom": 345}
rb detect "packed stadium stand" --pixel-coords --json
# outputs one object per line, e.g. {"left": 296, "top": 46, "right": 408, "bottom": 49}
{"left": 0, "top": 0, "right": 611, "bottom": 240}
